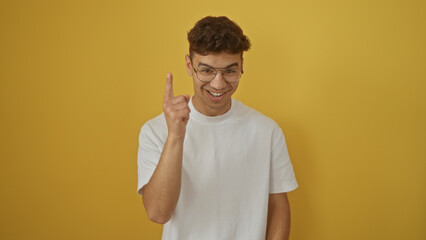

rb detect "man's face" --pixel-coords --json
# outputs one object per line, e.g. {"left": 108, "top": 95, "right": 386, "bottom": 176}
{"left": 185, "top": 52, "right": 243, "bottom": 116}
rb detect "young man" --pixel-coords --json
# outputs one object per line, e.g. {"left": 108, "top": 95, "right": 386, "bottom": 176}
{"left": 137, "top": 16, "right": 298, "bottom": 240}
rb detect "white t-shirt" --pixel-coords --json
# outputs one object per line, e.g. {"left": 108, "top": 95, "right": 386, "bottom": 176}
{"left": 137, "top": 98, "right": 298, "bottom": 240}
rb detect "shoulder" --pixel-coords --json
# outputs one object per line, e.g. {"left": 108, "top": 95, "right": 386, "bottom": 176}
{"left": 141, "top": 113, "right": 166, "bottom": 129}
{"left": 139, "top": 113, "right": 167, "bottom": 142}
{"left": 234, "top": 99, "right": 281, "bottom": 131}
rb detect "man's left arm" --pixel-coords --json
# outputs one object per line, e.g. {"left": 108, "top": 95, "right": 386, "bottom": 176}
{"left": 265, "top": 192, "right": 291, "bottom": 240}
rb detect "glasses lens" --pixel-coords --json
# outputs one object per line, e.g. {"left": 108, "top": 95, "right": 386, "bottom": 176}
{"left": 223, "top": 69, "right": 240, "bottom": 82}
{"left": 197, "top": 68, "right": 216, "bottom": 82}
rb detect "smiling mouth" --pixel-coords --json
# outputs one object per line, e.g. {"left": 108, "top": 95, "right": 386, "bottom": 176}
{"left": 206, "top": 90, "right": 225, "bottom": 97}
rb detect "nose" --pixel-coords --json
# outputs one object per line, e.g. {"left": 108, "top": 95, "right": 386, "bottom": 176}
{"left": 209, "top": 71, "right": 227, "bottom": 90}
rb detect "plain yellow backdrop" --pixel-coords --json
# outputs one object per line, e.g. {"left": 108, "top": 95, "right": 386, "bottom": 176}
{"left": 1, "top": 0, "right": 425, "bottom": 239}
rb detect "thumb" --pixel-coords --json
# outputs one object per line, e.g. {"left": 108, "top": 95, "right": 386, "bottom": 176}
{"left": 184, "top": 94, "right": 190, "bottom": 103}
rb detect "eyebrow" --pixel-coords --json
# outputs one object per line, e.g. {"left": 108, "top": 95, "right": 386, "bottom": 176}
{"left": 198, "top": 62, "right": 239, "bottom": 69}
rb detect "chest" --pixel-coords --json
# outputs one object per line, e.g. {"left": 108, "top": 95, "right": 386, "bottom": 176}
{"left": 181, "top": 121, "right": 272, "bottom": 192}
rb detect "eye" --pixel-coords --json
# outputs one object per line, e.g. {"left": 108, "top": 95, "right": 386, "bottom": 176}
{"left": 225, "top": 69, "right": 236, "bottom": 74}
{"left": 200, "top": 68, "right": 214, "bottom": 74}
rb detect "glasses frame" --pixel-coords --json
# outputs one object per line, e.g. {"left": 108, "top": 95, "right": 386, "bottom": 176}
{"left": 190, "top": 59, "right": 243, "bottom": 83}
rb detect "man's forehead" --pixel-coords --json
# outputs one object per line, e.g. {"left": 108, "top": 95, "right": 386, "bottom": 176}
{"left": 192, "top": 52, "right": 242, "bottom": 67}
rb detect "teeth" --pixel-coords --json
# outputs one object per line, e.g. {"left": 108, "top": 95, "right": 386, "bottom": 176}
{"left": 208, "top": 91, "right": 224, "bottom": 97}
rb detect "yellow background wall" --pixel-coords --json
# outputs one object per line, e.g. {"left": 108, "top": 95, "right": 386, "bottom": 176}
{"left": 1, "top": 0, "right": 425, "bottom": 239}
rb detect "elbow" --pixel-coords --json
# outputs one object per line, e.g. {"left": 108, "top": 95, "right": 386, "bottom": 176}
{"left": 147, "top": 210, "right": 171, "bottom": 224}
{"left": 143, "top": 199, "right": 171, "bottom": 224}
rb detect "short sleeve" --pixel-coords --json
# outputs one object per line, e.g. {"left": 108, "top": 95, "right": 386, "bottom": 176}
{"left": 269, "top": 123, "right": 298, "bottom": 193}
{"left": 137, "top": 121, "right": 165, "bottom": 195}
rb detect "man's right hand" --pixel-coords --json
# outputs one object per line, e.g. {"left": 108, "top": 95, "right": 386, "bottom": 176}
{"left": 163, "top": 72, "right": 191, "bottom": 139}
{"left": 143, "top": 73, "right": 188, "bottom": 224}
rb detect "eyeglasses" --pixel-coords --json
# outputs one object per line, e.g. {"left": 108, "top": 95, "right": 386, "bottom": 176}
{"left": 191, "top": 62, "right": 242, "bottom": 83}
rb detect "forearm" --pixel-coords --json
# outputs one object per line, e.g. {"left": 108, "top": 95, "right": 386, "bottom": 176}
{"left": 142, "top": 135, "right": 184, "bottom": 224}
{"left": 265, "top": 195, "right": 291, "bottom": 240}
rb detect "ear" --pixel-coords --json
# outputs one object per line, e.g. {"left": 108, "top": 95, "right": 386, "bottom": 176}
{"left": 241, "top": 57, "right": 244, "bottom": 74}
{"left": 185, "top": 54, "right": 193, "bottom": 76}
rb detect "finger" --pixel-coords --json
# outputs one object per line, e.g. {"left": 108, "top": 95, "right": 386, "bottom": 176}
{"left": 169, "top": 95, "right": 189, "bottom": 105}
{"left": 164, "top": 72, "right": 174, "bottom": 100}
{"left": 184, "top": 94, "right": 190, "bottom": 103}
{"left": 176, "top": 108, "right": 190, "bottom": 119}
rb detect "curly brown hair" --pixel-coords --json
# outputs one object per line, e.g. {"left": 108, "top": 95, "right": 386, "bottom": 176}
{"left": 187, "top": 16, "right": 251, "bottom": 58}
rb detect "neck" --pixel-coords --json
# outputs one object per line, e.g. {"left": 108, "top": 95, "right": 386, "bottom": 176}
{"left": 192, "top": 95, "right": 231, "bottom": 116}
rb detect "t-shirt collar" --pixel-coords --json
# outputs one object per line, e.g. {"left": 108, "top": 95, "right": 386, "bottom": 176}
{"left": 188, "top": 97, "right": 237, "bottom": 123}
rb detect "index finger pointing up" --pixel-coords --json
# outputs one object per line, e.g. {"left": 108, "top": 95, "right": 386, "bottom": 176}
{"left": 164, "top": 72, "right": 174, "bottom": 100}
